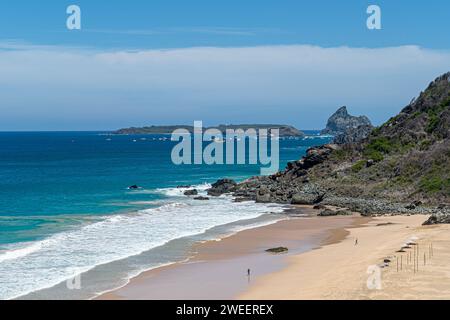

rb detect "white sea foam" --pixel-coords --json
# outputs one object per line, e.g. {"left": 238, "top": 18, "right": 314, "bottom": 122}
{"left": 154, "top": 183, "right": 211, "bottom": 197}
{"left": 0, "top": 239, "right": 57, "bottom": 263}
{"left": 0, "top": 187, "right": 284, "bottom": 300}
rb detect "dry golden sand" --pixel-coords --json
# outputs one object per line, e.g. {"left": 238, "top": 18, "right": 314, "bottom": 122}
{"left": 99, "top": 211, "right": 450, "bottom": 300}
{"left": 240, "top": 214, "right": 450, "bottom": 300}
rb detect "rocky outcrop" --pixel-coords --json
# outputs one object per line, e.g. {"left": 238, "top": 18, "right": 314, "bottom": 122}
{"left": 207, "top": 145, "right": 336, "bottom": 204}
{"left": 291, "top": 192, "right": 325, "bottom": 205}
{"left": 423, "top": 212, "right": 450, "bottom": 225}
{"left": 318, "top": 209, "right": 352, "bottom": 216}
{"left": 207, "top": 179, "right": 237, "bottom": 196}
{"left": 333, "top": 124, "right": 374, "bottom": 144}
{"left": 321, "top": 106, "right": 373, "bottom": 136}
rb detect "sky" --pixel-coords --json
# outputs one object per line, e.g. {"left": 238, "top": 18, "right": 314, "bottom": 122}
{"left": 0, "top": 0, "right": 450, "bottom": 130}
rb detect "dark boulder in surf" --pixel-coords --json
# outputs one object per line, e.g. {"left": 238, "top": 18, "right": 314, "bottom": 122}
{"left": 128, "top": 185, "right": 141, "bottom": 190}
{"left": 184, "top": 189, "right": 199, "bottom": 196}
{"left": 194, "top": 196, "right": 210, "bottom": 201}
{"left": 207, "top": 179, "right": 237, "bottom": 196}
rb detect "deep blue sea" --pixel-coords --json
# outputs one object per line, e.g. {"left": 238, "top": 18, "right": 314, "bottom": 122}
{"left": 0, "top": 131, "right": 331, "bottom": 299}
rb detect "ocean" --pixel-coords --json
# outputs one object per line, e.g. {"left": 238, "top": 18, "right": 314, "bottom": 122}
{"left": 0, "top": 131, "right": 332, "bottom": 300}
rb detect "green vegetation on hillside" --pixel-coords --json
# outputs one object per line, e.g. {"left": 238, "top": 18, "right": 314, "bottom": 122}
{"left": 426, "top": 96, "right": 450, "bottom": 134}
{"left": 362, "top": 137, "right": 395, "bottom": 162}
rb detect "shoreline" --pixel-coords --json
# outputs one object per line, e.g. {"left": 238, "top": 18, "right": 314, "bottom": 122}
{"left": 89, "top": 213, "right": 289, "bottom": 300}
{"left": 98, "top": 206, "right": 366, "bottom": 300}
{"left": 97, "top": 208, "right": 450, "bottom": 300}
{"left": 16, "top": 208, "right": 286, "bottom": 300}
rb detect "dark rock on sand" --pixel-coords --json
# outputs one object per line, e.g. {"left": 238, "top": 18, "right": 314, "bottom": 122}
{"left": 265, "top": 247, "right": 289, "bottom": 254}
{"left": 423, "top": 212, "right": 450, "bottom": 225}
{"left": 335, "top": 210, "right": 352, "bottom": 216}
{"left": 318, "top": 209, "right": 352, "bottom": 216}
{"left": 318, "top": 209, "right": 338, "bottom": 216}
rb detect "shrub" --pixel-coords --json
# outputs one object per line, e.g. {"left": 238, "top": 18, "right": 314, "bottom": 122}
{"left": 367, "top": 137, "right": 394, "bottom": 153}
{"left": 371, "top": 127, "right": 381, "bottom": 136}
{"left": 425, "top": 99, "right": 449, "bottom": 133}
{"left": 419, "top": 176, "right": 450, "bottom": 193}
{"left": 411, "top": 111, "right": 422, "bottom": 119}
{"left": 364, "top": 150, "right": 384, "bottom": 162}
{"left": 419, "top": 139, "right": 432, "bottom": 150}
{"left": 330, "top": 149, "right": 349, "bottom": 161}
{"left": 362, "top": 137, "right": 395, "bottom": 162}
{"left": 426, "top": 114, "right": 439, "bottom": 133}
{"left": 351, "top": 160, "right": 366, "bottom": 173}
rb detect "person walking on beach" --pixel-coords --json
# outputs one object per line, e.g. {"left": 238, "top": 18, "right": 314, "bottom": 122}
{"left": 355, "top": 238, "right": 358, "bottom": 246}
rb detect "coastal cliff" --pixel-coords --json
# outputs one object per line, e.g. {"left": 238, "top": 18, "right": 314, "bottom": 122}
{"left": 207, "top": 72, "right": 450, "bottom": 221}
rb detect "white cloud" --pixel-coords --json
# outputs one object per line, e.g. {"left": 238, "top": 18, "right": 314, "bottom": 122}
{"left": 0, "top": 43, "right": 449, "bottom": 130}
{"left": 83, "top": 26, "right": 273, "bottom": 36}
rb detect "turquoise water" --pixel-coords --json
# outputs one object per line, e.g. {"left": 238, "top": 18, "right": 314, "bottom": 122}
{"left": 0, "top": 131, "right": 331, "bottom": 299}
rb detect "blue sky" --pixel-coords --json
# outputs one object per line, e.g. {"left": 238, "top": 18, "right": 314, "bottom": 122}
{"left": 2, "top": 0, "right": 450, "bottom": 49}
{"left": 0, "top": 1, "right": 450, "bottom": 130}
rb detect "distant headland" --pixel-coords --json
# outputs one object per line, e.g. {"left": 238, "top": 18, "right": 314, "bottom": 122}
{"left": 113, "top": 124, "right": 305, "bottom": 137}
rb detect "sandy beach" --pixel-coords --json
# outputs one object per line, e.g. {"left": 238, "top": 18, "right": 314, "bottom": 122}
{"left": 98, "top": 209, "right": 450, "bottom": 300}
{"left": 240, "top": 213, "right": 450, "bottom": 300}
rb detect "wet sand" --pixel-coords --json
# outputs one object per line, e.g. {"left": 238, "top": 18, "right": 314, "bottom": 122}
{"left": 99, "top": 209, "right": 450, "bottom": 300}
{"left": 98, "top": 207, "right": 363, "bottom": 300}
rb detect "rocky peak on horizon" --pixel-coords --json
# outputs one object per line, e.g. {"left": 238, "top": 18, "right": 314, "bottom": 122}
{"left": 321, "top": 106, "right": 373, "bottom": 137}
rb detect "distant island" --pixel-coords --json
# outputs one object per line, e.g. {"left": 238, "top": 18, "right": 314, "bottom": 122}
{"left": 113, "top": 124, "right": 305, "bottom": 137}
